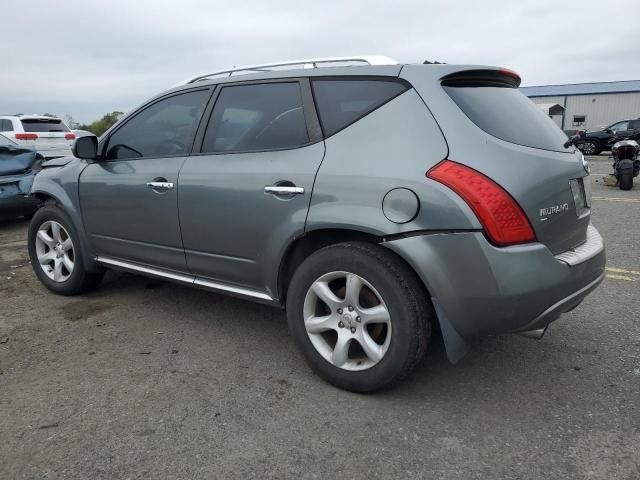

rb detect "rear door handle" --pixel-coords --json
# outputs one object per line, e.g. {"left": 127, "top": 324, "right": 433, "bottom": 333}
{"left": 264, "top": 185, "right": 305, "bottom": 195}
{"left": 147, "top": 181, "right": 174, "bottom": 193}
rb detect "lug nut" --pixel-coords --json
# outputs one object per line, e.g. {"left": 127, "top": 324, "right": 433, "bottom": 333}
{"left": 338, "top": 321, "right": 345, "bottom": 328}
{"left": 356, "top": 316, "right": 361, "bottom": 323}
{"left": 350, "top": 327, "right": 356, "bottom": 333}
{"left": 337, "top": 308, "right": 343, "bottom": 314}
{"left": 348, "top": 305, "right": 354, "bottom": 312}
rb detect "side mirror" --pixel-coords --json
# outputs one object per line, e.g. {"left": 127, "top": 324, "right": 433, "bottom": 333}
{"left": 605, "top": 129, "right": 613, "bottom": 134}
{"left": 72, "top": 135, "right": 98, "bottom": 161}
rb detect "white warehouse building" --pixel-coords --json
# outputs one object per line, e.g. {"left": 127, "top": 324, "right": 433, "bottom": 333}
{"left": 520, "top": 80, "right": 640, "bottom": 131}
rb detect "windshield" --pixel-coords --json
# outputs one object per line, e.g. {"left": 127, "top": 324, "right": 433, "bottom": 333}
{"left": 444, "top": 86, "right": 571, "bottom": 152}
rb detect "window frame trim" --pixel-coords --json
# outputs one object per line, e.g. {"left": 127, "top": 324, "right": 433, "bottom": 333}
{"left": 192, "top": 77, "right": 323, "bottom": 156}
{"left": 99, "top": 86, "right": 214, "bottom": 162}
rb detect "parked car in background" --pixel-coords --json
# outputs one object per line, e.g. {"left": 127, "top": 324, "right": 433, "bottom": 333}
{"left": 0, "top": 133, "right": 41, "bottom": 220}
{"left": 0, "top": 114, "right": 75, "bottom": 159}
{"left": 578, "top": 118, "right": 640, "bottom": 155}
{"left": 26, "top": 57, "right": 605, "bottom": 392}
{"left": 563, "top": 129, "right": 583, "bottom": 138}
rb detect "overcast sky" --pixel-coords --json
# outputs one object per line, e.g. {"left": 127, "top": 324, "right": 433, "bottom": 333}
{"left": 2, "top": 0, "right": 639, "bottom": 124}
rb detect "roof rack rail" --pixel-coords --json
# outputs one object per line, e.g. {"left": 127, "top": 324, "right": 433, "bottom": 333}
{"left": 184, "top": 56, "right": 398, "bottom": 84}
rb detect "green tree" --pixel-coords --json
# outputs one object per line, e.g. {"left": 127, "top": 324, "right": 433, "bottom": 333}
{"left": 78, "top": 111, "right": 124, "bottom": 137}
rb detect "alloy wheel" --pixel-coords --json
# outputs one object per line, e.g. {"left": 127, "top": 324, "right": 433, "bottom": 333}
{"left": 303, "top": 271, "right": 392, "bottom": 371}
{"left": 35, "top": 220, "right": 75, "bottom": 282}
{"left": 581, "top": 142, "right": 596, "bottom": 155}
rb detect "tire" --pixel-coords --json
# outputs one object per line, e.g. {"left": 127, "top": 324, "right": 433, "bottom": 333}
{"left": 619, "top": 171, "right": 633, "bottom": 190}
{"left": 286, "top": 242, "right": 431, "bottom": 393}
{"left": 28, "top": 204, "right": 103, "bottom": 295}
{"left": 580, "top": 141, "right": 600, "bottom": 155}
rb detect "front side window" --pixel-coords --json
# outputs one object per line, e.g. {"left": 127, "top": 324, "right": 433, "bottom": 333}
{"left": 311, "top": 78, "right": 408, "bottom": 137}
{"left": 105, "top": 90, "right": 208, "bottom": 160}
{"left": 609, "top": 121, "right": 629, "bottom": 133}
{"left": 202, "top": 82, "right": 309, "bottom": 153}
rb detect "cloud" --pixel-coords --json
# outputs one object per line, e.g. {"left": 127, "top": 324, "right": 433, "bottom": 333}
{"left": 1, "top": 0, "right": 638, "bottom": 122}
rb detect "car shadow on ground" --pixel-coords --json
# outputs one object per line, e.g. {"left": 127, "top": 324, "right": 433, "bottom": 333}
{"left": 87, "top": 270, "right": 604, "bottom": 408}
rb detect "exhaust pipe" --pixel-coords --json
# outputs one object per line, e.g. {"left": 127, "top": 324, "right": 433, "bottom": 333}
{"left": 517, "top": 326, "right": 548, "bottom": 340}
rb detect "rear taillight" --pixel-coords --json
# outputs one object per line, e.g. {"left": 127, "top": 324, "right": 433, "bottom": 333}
{"left": 15, "top": 133, "right": 38, "bottom": 140}
{"left": 427, "top": 160, "right": 536, "bottom": 246}
{"left": 65, "top": 133, "right": 76, "bottom": 140}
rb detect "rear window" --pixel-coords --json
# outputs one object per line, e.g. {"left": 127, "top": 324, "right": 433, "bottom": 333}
{"left": 443, "top": 86, "right": 571, "bottom": 152}
{"left": 312, "top": 78, "right": 408, "bottom": 137}
{"left": 20, "top": 118, "right": 69, "bottom": 133}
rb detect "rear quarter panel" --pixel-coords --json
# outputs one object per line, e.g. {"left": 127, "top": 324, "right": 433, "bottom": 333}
{"left": 306, "top": 88, "right": 481, "bottom": 235}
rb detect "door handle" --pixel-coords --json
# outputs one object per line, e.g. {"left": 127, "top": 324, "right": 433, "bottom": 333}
{"left": 147, "top": 181, "right": 174, "bottom": 193}
{"left": 264, "top": 185, "right": 305, "bottom": 195}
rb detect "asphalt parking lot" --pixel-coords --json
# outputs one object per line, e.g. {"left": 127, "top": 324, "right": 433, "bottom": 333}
{"left": 1, "top": 154, "right": 639, "bottom": 479}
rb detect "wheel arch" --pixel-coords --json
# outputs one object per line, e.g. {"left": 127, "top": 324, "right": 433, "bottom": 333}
{"left": 277, "top": 227, "right": 433, "bottom": 304}
{"left": 30, "top": 189, "right": 101, "bottom": 273}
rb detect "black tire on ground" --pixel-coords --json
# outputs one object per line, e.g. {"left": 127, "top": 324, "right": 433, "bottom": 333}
{"left": 286, "top": 242, "right": 432, "bottom": 393}
{"left": 580, "top": 141, "right": 600, "bottom": 155}
{"left": 28, "top": 204, "right": 104, "bottom": 295}
{"left": 619, "top": 171, "right": 633, "bottom": 190}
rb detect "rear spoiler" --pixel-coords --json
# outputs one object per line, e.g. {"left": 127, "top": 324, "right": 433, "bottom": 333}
{"left": 441, "top": 69, "right": 521, "bottom": 88}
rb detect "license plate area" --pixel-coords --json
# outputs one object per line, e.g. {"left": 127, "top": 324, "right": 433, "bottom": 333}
{"left": 570, "top": 177, "right": 591, "bottom": 218}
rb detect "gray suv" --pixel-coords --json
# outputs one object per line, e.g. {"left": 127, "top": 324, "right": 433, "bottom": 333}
{"left": 27, "top": 57, "right": 605, "bottom": 392}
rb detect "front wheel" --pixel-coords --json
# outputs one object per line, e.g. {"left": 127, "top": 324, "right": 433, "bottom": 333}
{"left": 28, "top": 204, "right": 103, "bottom": 295}
{"left": 619, "top": 171, "right": 633, "bottom": 190}
{"left": 579, "top": 141, "right": 600, "bottom": 155}
{"left": 286, "top": 242, "right": 431, "bottom": 392}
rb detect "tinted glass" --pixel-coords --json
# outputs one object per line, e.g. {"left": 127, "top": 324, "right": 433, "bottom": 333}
{"left": 202, "top": 82, "right": 309, "bottom": 153}
{"left": 105, "top": 90, "right": 208, "bottom": 160}
{"left": 20, "top": 119, "right": 69, "bottom": 132}
{"left": 444, "top": 86, "right": 571, "bottom": 152}
{"left": 629, "top": 120, "right": 640, "bottom": 130}
{"left": 312, "top": 79, "right": 408, "bottom": 137}
{"left": 610, "top": 121, "right": 629, "bottom": 133}
{"left": 1, "top": 119, "right": 13, "bottom": 131}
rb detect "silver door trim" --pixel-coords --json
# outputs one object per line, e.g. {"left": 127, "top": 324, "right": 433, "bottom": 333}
{"left": 194, "top": 278, "right": 273, "bottom": 301}
{"left": 264, "top": 185, "right": 305, "bottom": 195}
{"left": 96, "top": 256, "right": 194, "bottom": 283}
{"left": 146, "top": 181, "right": 175, "bottom": 191}
{"left": 95, "top": 256, "right": 274, "bottom": 301}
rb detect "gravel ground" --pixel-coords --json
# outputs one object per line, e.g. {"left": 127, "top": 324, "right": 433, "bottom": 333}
{"left": 0, "top": 154, "right": 639, "bottom": 479}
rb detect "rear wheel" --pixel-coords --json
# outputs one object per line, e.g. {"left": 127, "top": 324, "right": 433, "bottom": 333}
{"left": 28, "top": 205, "right": 103, "bottom": 295}
{"left": 580, "top": 141, "right": 600, "bottom": 155}
{"left": 286, "top": 242, "right": 431, "bottom": 392}
{"left": 619, "top": 171, "right": 633, "bottom": 190}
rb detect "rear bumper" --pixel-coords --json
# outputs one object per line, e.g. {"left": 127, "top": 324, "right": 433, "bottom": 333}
{"left": 383, "top": 226, "right": 605, "bottom": 338}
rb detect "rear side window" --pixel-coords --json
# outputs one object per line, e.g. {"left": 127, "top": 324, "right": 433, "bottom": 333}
{"left": 444, "top": 85, "right": 570, "bottom": 152}
{"left": 311, "top": 79, "right": 408, "bottom": 137}
{"left": 20, "top": 118, "right": 69, "bottom": 133}
{"left": 105, "top": 90, "right": 208, "bottom": 160}
{"left": 630, "top": 120, "right": 640, "bottom": 130}
{"left": 0, "top": 119, "right": 13, "bottom": 131}
{"left": 202, "top": 82, "right": 309, "bottom": 153}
